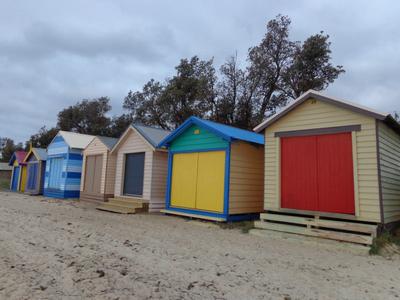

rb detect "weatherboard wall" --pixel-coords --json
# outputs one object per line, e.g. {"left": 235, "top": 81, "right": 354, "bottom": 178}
{"left": 377, "top": 121, "right": 400, "bottom": 224}
{"left": 263, "top": 98, "right": 381, "bottom": 222}
{"left": 229, "top": 141, "right": 264, "bottom": 214}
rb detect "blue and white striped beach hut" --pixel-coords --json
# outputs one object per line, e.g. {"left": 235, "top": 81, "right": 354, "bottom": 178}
{"left": 44, "top": 131, "right": 95, "bottom": 199}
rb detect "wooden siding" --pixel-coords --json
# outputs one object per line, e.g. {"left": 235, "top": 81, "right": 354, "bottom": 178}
{"left": 149, "top": 151, "right": 168, "bottom": 212}
{"left": 378, "top": 121, "right": 400, "bottom": 224}
{"left": 264, "top": 98, "right": 381, "bottom": 222}
{"left": 105, "top": 153, "right": 117, "bottom": 195}
{"left": 114, "top": 129, "right": 153, "bottom": 201}
{"left": 81, "top": 137, "right": 109, "bottom": 194}
{"left": 229, "top": 141, "right": 264, "bottom": 214}
{"left": 170, "top": 125, "right": 228, "bottom": 151}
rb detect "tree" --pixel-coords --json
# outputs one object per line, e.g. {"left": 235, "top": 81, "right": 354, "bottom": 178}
{"left": 108, "top": 114, "right": 133, "bottom": 137}
{"left": 283, "top": 32, "right": 345, "bottom": 98}
{"left": 57, "top": 97, "right": 111, "bottom": 135}
{"left": 123, "top": 15, "right": 344, "bottom": 130}
{"left": 123, "top": 79, "right": 169, "bottom": 129}
{"left": 27, "top": 126, "right": 59, "bottom": 149}
{"left": 123, "top": 56, "right": 217, "bottom": 129}
{"left": 0, "top": 138, "right": 22, "bottom": 162}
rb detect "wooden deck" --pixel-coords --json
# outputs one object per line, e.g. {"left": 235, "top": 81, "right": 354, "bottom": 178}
{"left": 96, "top": 197, "right": 149, "bottom": 214}
{"left": 254, "top": 212, "right": 378, "bottom": 245}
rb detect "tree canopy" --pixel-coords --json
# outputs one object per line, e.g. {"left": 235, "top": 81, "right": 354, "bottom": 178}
{"left": 12, "top": 15, "right": 344, "bottom": 149}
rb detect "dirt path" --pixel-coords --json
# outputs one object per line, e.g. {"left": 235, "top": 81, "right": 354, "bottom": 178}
{"left": 0, "top": 191, "right": 399, "bottom": 299}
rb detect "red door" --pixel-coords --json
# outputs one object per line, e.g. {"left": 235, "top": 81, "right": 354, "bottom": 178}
{"left": 280, "top": 132, "right": 355, "bottom": 215}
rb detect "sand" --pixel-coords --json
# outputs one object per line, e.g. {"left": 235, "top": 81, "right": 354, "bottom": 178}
{"left": 0, "top": 191, "right": 399, "bottom": 299}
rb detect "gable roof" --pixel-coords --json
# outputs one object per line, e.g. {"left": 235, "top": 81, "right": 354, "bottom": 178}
{"left": 96, "top": 136, "right": 119, "bottom": 150}
{"left": 8, "top": 151, "right": 27, "bottom": 166}
{"left": 254, "top": 89, "right": 400, "bottom": 133}
{"left": 23, "top": 148, "right": 47, "bottom": 163}
{"left": 158, "top": 116, "right": 264, "bottom": 147}
{"left": 111, "top": 124, "right": 171, "bottom": 153}
{"left": 131, "top": 124, "right": 171, "bottom": 148}
{"left": 57, "top": 131, "right": 95, "bottom": 149}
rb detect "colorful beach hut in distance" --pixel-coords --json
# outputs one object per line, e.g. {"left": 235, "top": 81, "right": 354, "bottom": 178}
{"left": 9, "top": 151, "right": 27, "bottom": 192}
{"left": 80, "top": 136, "right": 118, "bottom": 203}
{"left": 158, "top": 116, "right": 265, "bottom": 222}
{"left": 252, "top": 90, "right": 400, "bottom": 244}
{"left": 23, "top": 147, "right": 47, "bottom": 195}
{"left": 97, "top": 124, "right": 171, "bottom": 214}
{"left": 44, "top": 131, "right": 94, "bottom": 199}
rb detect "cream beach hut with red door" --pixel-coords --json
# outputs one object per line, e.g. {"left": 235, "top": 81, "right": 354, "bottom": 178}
{"left": 253, "top": 90, "right": 400, "bottom": 244}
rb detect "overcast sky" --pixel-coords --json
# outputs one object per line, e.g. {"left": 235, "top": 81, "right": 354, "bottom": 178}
{"left": 1, "top": 0, "right": 399, "bottom": 143}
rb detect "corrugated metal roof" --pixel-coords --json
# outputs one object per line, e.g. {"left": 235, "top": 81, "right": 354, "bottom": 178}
{"left": 33, "top": 148, "right": 47, "bottom": 160}
{"left": 97, "top": 136, "right": 119, "bottom": 150}
{"left": 0, "top": 162, "right": 12, "bottom": 171}
{"left": 58, "top": 131, "right": 95, "bottom": 149}
{"left": 254, "top": 89, "right": 393, "bottom": 132}
{"left": 158, "top": 116, "right": 264, "bottom": 147}
{"left": 132, "top": 124, "right": 171, "bottom": 148}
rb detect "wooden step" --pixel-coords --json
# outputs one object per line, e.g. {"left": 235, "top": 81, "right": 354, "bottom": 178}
{"left": 96, "top": 203, "right": 136, "bottom": 214}
{"left": 259, "top": 213, "right": 377, "bottom": 235}
{"left": 108, "top": 199, "right": 145, "bottom": 208}
{"left": 255, "top": 212, "right": 377, "bottom": 245}
{"left": 110, "top": 196, "right": 147, "bottom": 205}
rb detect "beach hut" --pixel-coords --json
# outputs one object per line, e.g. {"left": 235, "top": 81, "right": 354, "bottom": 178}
{"left": 9, "top": 151, "right": 27, "bottom": 192}
{"left": 80, "top": 136, "right": 118, "bottom": 202}
{"left": 158, "top": 116, "right": 265, "bottom": 221}
{"left": 44, "top": 131, "right": 94, "bottom": 199}
{"left": 96, "top": 124, "right": 170, "bottom": 213}
{"left": 253, "top": 90, "right": 400, "bottom": 244}
{"left": 23, "top": 148, "right": 47, "bottom": 195}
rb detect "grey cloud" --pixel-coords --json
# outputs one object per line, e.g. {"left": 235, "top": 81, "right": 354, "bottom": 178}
{"left": 1, "top": 0, "right": 400, "bottom": 143}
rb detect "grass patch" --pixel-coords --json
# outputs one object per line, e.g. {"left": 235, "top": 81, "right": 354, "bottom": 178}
{"left": 370, "top": 231, "right": 400, "bottom": 255}
{"left": 217, "top": 221, "right": 255, "bottom": 233}
{"left": 0, "top": 178, "right": 9, "bottom": 190}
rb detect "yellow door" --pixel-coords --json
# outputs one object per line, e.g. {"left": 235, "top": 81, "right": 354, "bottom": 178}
{"left": 195, "top": 151, "right": 225, "bottom": 212}
{"left": 170, "top": 153, "right": 198, "bottom": 209}
{"left": 20, "top": 165, "right": 27, "bottom": 192}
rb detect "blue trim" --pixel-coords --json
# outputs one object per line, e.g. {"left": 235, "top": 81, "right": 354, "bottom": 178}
{"left": 68, "top": 153, "right": 83, "bottom": 160}
{"left": 47, "top": 153, "right": 68, "bottom": 159}
{"left": 226, "top": 213, "right": 260, "bottom": 222}
{"left": 165, "top": 206, "right": 227, "bottom": 220}
{"left": 223, "top": 144, "right": 231, "bottom": 216}
{"left": 158, "top": 117, "right": 232, "bottom": 147}
{"left": 165, "top": 152, "right": 173, "bottom": 209}
{"left": 170, "top": 147, "right": 227, "bottom": 154}
{"left": 66, "top": 172, "right": 81, "bottom": 179}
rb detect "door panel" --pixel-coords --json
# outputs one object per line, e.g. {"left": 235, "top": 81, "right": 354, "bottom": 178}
{"left": 84, "top": 155, "right": 103, "bottom": 194}
{"left": 84, "top": 156, "right": 95, "bottom": 193}
{"left": 280, "top": 133, "right": 355, "bottom": 215}
{"left": 123, "top": 153, "right": 145, "bottom": 196}
{"left": 11, "top": 167, "right": 20, "bottom": 190}
{"left": 170, "top": 153, "right": 198, "bottom": 209}
{"left": 281, "top": 136, "right": 318, "bottom": 211}
{"left": 317, "top": 133, "right": 355, "bottom": 214}
{"left": 49, "top": 158, "right": 63, "bottom": 189}
{"left": 27, "top": 163, "right": 38, "bottom": 190}
{"left": 195, "top": 151, "right": 225, "bottom": 212}
{"left": 92, "top": 155, "right": 103, "bottom": 194}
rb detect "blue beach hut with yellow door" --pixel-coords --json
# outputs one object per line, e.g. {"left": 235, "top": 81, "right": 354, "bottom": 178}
{"left": 158, "top": 117, "right": 265, "bottom": 221}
